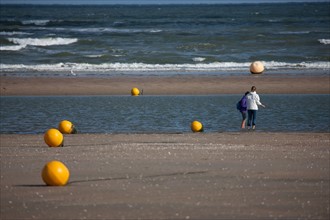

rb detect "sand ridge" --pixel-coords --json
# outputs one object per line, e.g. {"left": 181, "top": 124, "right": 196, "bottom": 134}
{"left": 1, "top": 74, "right": 329, "bottom": 96}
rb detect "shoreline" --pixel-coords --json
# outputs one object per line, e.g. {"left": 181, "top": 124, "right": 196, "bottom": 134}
{"left": 1, "top": 74, "right": 329, "bottom": 96}
{"left": 1, "top": 132, "right": 329, "bottom": 219}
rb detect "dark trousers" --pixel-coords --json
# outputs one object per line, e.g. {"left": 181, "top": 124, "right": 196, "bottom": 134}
{"left": 247, "top": 110, "right": 257, "bottom": 127}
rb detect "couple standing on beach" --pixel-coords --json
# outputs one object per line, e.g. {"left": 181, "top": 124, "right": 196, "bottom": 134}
{"left": 238, "top": 86, "right": 266, "bottom": 130}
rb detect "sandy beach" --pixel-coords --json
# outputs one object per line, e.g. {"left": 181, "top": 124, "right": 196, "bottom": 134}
{"left": 1, "top": 1, "right": 329, "bottom": 218}
{"left": 1, "top": 74, "right": 329, "bottom": 96}
{"left": 0, "top": 132, "right": 329, "bottom": 219}
{"left": 1, "top": 74, "right": 329, "bottom": 219}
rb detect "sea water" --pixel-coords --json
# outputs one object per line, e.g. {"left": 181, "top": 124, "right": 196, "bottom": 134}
{"left": 0, "top": 3, "right": 329, "bottom": 75}
{"left": 1, "top": 3, "right": 329, "bottom": 134}
{"left": 1, "top": 95, "right": 329, "bottom": 134}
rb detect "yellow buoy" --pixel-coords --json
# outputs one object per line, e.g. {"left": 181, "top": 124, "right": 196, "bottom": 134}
{"left": 131, "top": 87, "right": 140, "bottom": 96}
{"left": 58, "top": 120, "right": 77, "bottom": 134}
{"left": 41, "top": 160, "right": 70, "bottom": 186}
{"left": 191, "top": 120, "right": 203, "bottom": 132}
{"left": 44, "top": 128, "right": 64, "bottom": 147}
{"left": 250, "top": 61, "right": 265, "bottom": 74}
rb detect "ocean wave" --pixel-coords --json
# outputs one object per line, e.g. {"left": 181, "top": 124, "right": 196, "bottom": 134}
{"left": 0, "top": 31, "right": 33, "bottom": 36}
{"left": 0, "top": 45, "right": 27, "bottom": 51}
{"left": 264, "top": 61, "right": 329, "bottom": 70}
{"left": 84, "top": 54, "right": 104, "bottom": 58}
{"left": 318, "top": 39, "right": 330, "bottom": 45}
{"left": 6, "top": 37, "right": 78, "bottom": 48}
{"left": 1, "top": 61, "right": 329, "bottom": 73}
{"left": 21, "top": 26, "right": 163, "bottom": 34}
{"left": 21, "top": 19, "right": 50, "bottom": 26}
{"left": 192, "top": 57, "right": 206, "bottom": 62}
{"left": 278, "top": 31, "right": 310, "bottom": 35}
{"left": 71, "top": 27, "right": 162, "bottom": 34}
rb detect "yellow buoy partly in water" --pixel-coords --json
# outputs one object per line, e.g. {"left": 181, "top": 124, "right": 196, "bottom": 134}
{"left": 191, "top": 120, "right": 204, "bottom": 132}
{"left": 131, "top": 87, "right": 140, "bottom": 96}
{"left": 44, "top": 128, "right": 64, "bottom": 147}
{"left": 58, "top": 120, "right": 77, "bottom": 134}
{"left": 250, "top": 61, "right": 265, "bottom": 74}
{"left": 41, "top": 160, "right": 70, "bottom": 186}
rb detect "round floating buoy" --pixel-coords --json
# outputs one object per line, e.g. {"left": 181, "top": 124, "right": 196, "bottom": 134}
{"left": 44, "top": 128, "right": 64, "bottom": 147}
{"left": 250, "top": 61, "right": 265, "bottom": 74}
{"left": 131, "top": 87, "right": 140, "bottom": 96}
{"left": 58, "top": 120, "right": 77, "bottom": 134}
{"left": 41, "top": 160, "right": 70, "bottom": 186}
{"left": 191, "top": 120, "right": 203, "bottom": 132}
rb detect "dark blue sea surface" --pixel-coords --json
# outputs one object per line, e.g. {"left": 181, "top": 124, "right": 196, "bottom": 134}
{"left": 1, "top": 95, "right": 329, "bottom": 134}
{"left": 0, "top": 3, "right": 329, "bottom": 75}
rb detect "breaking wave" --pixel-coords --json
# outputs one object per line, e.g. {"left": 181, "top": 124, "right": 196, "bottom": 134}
{"left": 0, "top": 37, "right": 78, "bottom": 51}
{"left": 0, "top": 31, "right": 33, "bottom": 36}
{"left": 0, "top": 45, "right": 27, "bottom": 51}
{"left": 318, "top": 39, "right": 330, "bottom": 45}
{"left": 1, "top": 61, "right": 329, "bottom": 73}
{"left": 7, "top": 37, "right": 78, "bottom": 47}
{"left": 21, "top": 19, "right": 50, "bottom": 26}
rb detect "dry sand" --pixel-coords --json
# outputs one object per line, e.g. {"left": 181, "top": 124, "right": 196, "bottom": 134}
{"left": 1, "top": 132, "right": 329, "bottom": 219}
{"left": 1, "top": 74, "right": 329, "bottom": 96}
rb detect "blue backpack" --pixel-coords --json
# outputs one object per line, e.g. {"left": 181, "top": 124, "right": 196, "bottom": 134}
{"left": 236, "top": 100, "right": 241, "bottom": 111}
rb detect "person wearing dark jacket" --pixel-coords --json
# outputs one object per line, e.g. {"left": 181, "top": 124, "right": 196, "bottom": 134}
{"left": 238, "top": 91, "right": 249, "bottom": 129}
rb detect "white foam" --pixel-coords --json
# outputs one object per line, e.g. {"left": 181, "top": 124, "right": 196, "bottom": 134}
{"left": 149, "top": 29, "right": 162, "bottom": 33}
{"left": 0, "top": 45, "right": 27, "bottom": 51}
{"left": 0, "top": 31, "right": 33, "bottom": 36}
{"left": 318, "top": 39, "right": 330, "bottom": 45}
{"left": 7, "top": 37, "right": 78, "bottom": 47}
{"left": 84, "top": 54, "right": 104, "bottom": 58}
{"left": 22, "top": 19, "right": 50, "bottom": 26}
{"left": 192, "top": 57, "right": 206, "bottom": 62}
{"left": 264, "top": 61, "right": 329, "bottom": 70}
{"left": 62, "top": 27, "right": 162, "bottom": 34}
{"left": 278, "top": 31, "right": 310, "bottom": 35}
{"left": 1, "top": 61, "right": 329, "bottom": 73}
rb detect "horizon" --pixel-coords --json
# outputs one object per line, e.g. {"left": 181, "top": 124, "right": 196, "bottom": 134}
{"left": 1, "top": 0, "right": 329, "bottom": 5}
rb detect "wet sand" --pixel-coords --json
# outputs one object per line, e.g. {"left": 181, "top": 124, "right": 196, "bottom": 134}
{"left": 1, "top": 74, "right": 329, "bottom": 96}
{"left": 1, "top": 74, "right": 329, "bottom": 219}
{"left": 1, "top": 132, "right": 329, "bottom": 219}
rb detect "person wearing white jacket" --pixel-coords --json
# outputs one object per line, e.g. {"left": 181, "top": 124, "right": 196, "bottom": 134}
{"left": 246, "top": 86, "right": 266, "bottom": 130}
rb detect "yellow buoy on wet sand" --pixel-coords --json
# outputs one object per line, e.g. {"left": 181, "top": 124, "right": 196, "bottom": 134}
{"left": 41, "top": 160, "right": 70, "bottom": 186}
{"left": 191, "top": 120, "right": 204, "bottom": 132}
{"left": 250, "top": 61, "right": 265, "bottom": 74}
{"left": 131, "top": 87, "right": 140, "bottom": 96}
{"left": 44, "top": 128, "right": 64, "bottom": 147}
{"left": 58, "top": 120, "right": 77, "bottom": 134}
